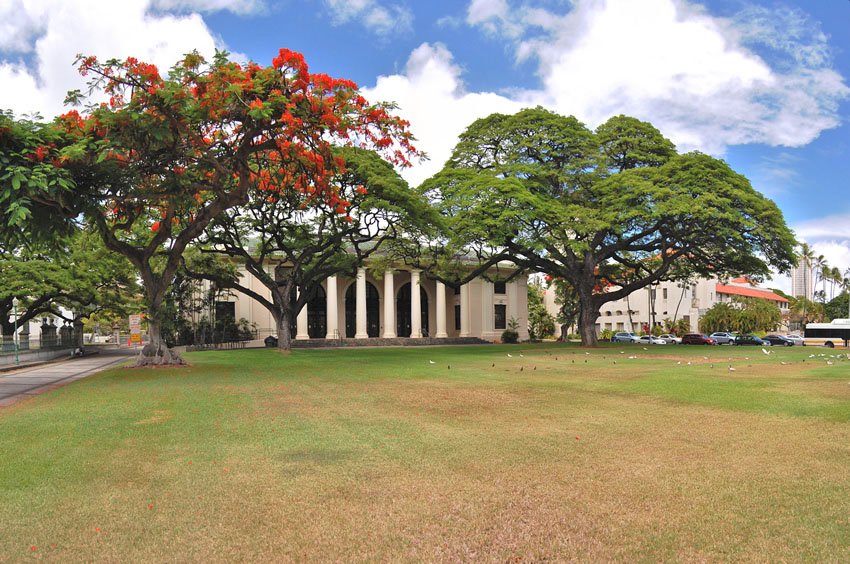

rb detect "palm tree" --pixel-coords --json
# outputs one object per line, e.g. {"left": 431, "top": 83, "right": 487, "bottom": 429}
{"left": 813, "top": 254, "right": 828, "bottom": 302}
{"left": 830, "top": 266, "right": 842, "bottom": 301}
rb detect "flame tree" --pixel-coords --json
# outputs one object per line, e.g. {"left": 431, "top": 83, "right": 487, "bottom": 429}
{"left": 30, "top": 49, "right": 416, "bottom": 365}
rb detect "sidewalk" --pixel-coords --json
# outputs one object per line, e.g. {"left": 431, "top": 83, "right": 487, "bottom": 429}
{"left": 0, "top": 349, "right": 135, "bottom": 407}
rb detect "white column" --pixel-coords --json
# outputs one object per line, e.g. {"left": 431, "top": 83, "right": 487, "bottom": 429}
{"left": 325, "top": 276, "right": 338, "bottom": 339}
{"left": 435, "top": 281, "right": 447, "bottom": 338}
{"left": 295, "top": 289, "right": 309, "bottom": 340}
{"left": 460, "top": 283, "right": 471, "bottom": 337}
{"left": 382, "top": 270, "right": 396, "bottom": 338}
{"left": 410, "top": 270, "right": 422, "bottom": 338}
{"left": 355, "top": 268, "right": 368, "bottom": 339}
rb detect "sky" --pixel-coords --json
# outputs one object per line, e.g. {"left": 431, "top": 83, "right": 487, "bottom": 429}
{"left": 1, "top": 0, "right": 849, "bottom": 293}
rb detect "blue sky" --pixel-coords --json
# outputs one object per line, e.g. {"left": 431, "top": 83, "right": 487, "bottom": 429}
{"left": 1, "top": 0, "right": 849, "bottom": 288}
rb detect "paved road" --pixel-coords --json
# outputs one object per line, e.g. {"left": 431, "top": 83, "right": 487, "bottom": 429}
{"left": 0, "top": 349, "right": 135, "bottom": 407}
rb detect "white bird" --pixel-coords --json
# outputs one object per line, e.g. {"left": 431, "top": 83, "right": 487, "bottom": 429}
{"left": 703, "top": 357, "right": 708, "bottom": 360}
{"left": 642, "top": 347, "right": 648, "bottom": 351}
{"left": 781, "top": 362, "right": 788, "bottom": 365}
{"left": 728, "top": 366, "right": 736, "bottom": 372}
{"left": 761, "top": 348, "right": 771, "bottom": 355}
{"left": 519, "top": 353, "right": 524, "bottom": 358}
{"left": 429, "top": 360, "right": 435, "bottom": 364}
{"left": 809, "top": 354, "right": 816, "bottom": 358}
{"left": 620, "top": 351, "right": 625, "bottom": 354}
{"left": 676, "top": 361, "right": 681, "bottom": 365}
{"left": 827, "top": 361, "right": 834, "bottom": 366}
{"left": 687, "top": 361, "right": 691, "bottom": 366}
{"left": 628, "top": 355, "right": 637, "bottom": 359}
{"left": 585, "top": 352, "right": 590, "bottom": 355}
{"left": 507, "top": 354, "right": 513, "bottom": 358}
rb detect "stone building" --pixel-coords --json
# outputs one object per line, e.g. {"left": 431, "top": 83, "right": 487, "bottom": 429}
{"left": 217, "top": 261, "right": 529, "bottom": 343}
{"left": 546, "top": 276, "right": 790, "bottom": 338}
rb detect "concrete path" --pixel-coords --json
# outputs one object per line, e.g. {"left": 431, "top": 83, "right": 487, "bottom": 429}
{"left": 0, "top": 349, "right": 135, "bottom": 407}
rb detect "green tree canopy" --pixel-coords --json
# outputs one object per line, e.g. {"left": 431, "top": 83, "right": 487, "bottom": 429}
{"left": 424, "top": 107, "right": 797, "bottom": 345}
{"left": 3, "top": 49, "right": 418, "bottom": 365}
{"left": 190, "top": 146, "right": 434, "bottom": 350}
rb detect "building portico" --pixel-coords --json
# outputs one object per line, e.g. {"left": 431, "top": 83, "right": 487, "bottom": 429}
{"left": 229, "top": 263, "right": 529, "bottom": 343}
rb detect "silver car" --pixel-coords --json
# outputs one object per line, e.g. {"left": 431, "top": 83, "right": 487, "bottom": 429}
{"left": 709, "top": 332, "right": 736, "bottom": 345}
{"left": 612, "top": 332, "right": 640, "bottom": 343}
{"left": 638, "top": 335, "right": 667, "bottom": 345}
{"left": 785, "top": 334, "right": 805, "bottom": 346}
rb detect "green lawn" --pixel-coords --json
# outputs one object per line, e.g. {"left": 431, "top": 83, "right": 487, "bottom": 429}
{"left": 1, "top": 344, "right": 849, "bottom": 561}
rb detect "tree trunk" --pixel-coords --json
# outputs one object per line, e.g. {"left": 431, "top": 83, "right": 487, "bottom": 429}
{"left": 276, "top": 312, "right": 293, "bottom": 353}
{"left": 137, "top": 312, "right": 185, "bottom": 367}
{"left": 578, "top": 304, "right": 600, "bottom": 347}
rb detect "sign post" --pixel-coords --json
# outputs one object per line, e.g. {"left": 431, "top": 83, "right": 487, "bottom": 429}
{"left": 129, "top": 314, "right": 142, "bottom": 347}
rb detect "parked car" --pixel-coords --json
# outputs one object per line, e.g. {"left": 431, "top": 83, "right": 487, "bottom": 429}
{"left": 762, "top": 334, "right": 793, "bottom": 346}
{"left": 657, "top": 334, "right": 681, "bottom": 344}
{"left": 735, "top": 334, "right": 766, "bottom": 346}
{"left": 785, "top": 334, "right": 805, "bottom": 346}
{"left": 612, "top": 332, "right": 640, "bottom": 343}
{"left": 637, "top": 335, "right": 667, "bottom": 345}
{"left": 681, "top": 333, "right": 717, "bottom": 345}
{"left": 709, "top": 332, "right": 736, "bottom": 345}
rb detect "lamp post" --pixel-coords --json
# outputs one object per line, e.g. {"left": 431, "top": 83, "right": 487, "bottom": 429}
{"left": 12, "top": 298, "right": 20, "bottom": 366}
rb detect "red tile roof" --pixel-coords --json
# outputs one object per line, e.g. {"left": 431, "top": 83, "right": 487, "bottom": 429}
{"left": 730, "top": 276, "right": 751, "bottom": 285}
{"left": 715, "top": 284, "right": 789, "bottom": 303}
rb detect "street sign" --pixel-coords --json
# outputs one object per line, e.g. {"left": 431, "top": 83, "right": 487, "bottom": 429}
{"left": 129, "top": 314, "right": 142, "bottom": 346}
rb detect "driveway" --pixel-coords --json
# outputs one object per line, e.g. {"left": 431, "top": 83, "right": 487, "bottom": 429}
{"left": 0, "top": 349, "right": 134, "bottom": 407}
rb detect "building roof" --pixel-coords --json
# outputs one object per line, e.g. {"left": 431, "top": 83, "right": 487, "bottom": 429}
{"left": 729, "top": 276, "right": 752, "bottom": 285}
{"left": 715, "top": 283, "right": 789, "bottom": 303}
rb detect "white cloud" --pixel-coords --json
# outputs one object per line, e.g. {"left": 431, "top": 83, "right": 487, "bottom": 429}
{"left": 362, "top": 43, "right": 523, "bottom": 187}
{"left": 469, "top": 0, "right": 850, "bottom": 155}
{"left": 364, "top": 1, "right": 848, "bottom": 188}
{"left": 0, "top": 0, "right": 230, "bottom": 118}
{"left": 322, "top": 0, "right": 413, "bottom": 36}
{"left": 152, "top": 0, "right": 266, "bottom": 15}
{"left": 466, "top": 0, "right": 523, "bottom": 38}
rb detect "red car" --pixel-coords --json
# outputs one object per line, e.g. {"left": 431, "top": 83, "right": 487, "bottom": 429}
{"left": 680, "top": 333, "right": 717, "bottom": 345}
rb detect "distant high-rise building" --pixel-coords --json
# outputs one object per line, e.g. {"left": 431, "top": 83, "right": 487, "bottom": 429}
{"left": 791, "top": 257, "right": 813, "bottom": 298}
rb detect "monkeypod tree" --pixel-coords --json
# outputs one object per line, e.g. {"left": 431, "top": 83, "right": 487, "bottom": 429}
{"left": 0, "top": 229, "right": 138, "bottom": 348}
{"left": 425, "top": 108, "right": 797, "bottom": 346}
{"left": 190, "top": 146, "right": 433, "bottom": 351}
{"left": 41, "top": 49, "right": 415, "bottom": 365}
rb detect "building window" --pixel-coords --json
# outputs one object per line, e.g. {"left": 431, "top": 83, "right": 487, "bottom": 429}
{"left": 215, "top": 301, "right": 235, "bottom": 321}
{"left": 454, "top": 304, "right": 461, "bottom": 330}
{"left": 453, "top": 286, "right": 461, "bottom": 295}
{"left": 494, "top": 304, "right": 507, "bottom": 330}
{"left": 662, "top": 288, "right": 668, "bottom": 300}
{"left": 494, "top": 281, "right": 506, "bottom": 294}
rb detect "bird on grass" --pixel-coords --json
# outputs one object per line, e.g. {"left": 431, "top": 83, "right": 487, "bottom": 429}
{"left": 761, "top": 348, "right": 771, "bottom": 355}
{"left": 728, "top": 366, "right": 736, "bottom": 372}
{"left": 507, "top": 353, "right": 513, "bottom": 358}
{"left": 429, "top": 360, "right": 435, "bottom": 365}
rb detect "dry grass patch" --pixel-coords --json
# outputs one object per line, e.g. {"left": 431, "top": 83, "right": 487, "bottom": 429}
{"left": 1, "top": 345, "right": 849, "bottom": 560}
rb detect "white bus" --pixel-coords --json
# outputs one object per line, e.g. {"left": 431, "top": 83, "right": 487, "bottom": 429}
{"left": 803, "top": 318, "right": 850, "bottom": 348}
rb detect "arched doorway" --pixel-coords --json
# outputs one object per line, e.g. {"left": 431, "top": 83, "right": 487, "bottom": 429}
{"left": 344, "top": 282, "right": 380, "bottom": 338}
{"left": 396, "top": 283, "right": 429, "bottom": 337}
{"left": 307, "top": 285, "right": 326, "bottom": 338}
